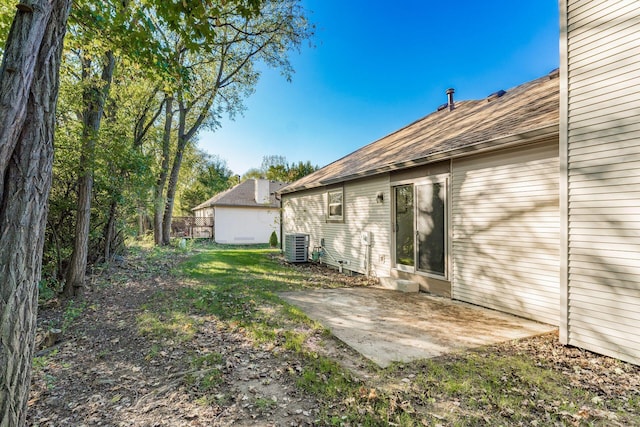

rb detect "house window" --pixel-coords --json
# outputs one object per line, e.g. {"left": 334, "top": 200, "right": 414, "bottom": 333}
{"left": 393, "top": 175, "right": 448, "bottom": 278}
{"left": 327, "top": 188, "right": 343, "bottom": 221}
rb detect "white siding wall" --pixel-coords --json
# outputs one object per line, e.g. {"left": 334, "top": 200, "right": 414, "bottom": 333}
{"left": 214, "top": 207, "right": 280, "bottom": 244}
{"left": 282, "top": 175, "right": 390, "bottom": 278}
{"left": 282, "top": 187, "right": 325, "bottom": 248}
{"left": 562, "top": 0, "right": 640, "bottom": 364}
{"left": 452, "top": 141, "right": 560, "bottom": 325}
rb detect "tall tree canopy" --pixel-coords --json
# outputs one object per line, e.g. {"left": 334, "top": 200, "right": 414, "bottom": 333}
{"left": 0, "top": 0, "right": 313, "bottom": 422}
{"left": 243, "top": 154, "right": 318, "bottom": 182}
{"left": 177, "top": 150, "right": 234, "bottom": 215}
{"left": 153, "top": 0, "right": 313, "bottom": 245}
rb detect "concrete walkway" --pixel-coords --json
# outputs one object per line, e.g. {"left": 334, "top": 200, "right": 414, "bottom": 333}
{"left": 280, "top": 287, "right": 556, "bottom": 367}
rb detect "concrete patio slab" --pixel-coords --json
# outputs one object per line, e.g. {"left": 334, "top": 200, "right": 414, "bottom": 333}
{"left": 280, "top": 287, "right": 556, "bottom": 367}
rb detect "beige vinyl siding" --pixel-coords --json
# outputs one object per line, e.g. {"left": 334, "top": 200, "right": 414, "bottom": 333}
{"left": 282, "top": 175, "right": 390, "bottom": 278}
{"left": 451, "top": 140, "right": 560, "bottom": 325}
{"left": 282, "top": 186, "right": 325, "bottom": 250}
{"left": 563, "top": 0, "right": 640, "bottom": 365}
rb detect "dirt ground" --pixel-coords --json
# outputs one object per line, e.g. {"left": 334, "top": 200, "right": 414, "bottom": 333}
{"left": 27, "top": 252, "right": 373, "bottom": 427}
{"left": 27, "top": 250, "right": 640, "bottom": 426}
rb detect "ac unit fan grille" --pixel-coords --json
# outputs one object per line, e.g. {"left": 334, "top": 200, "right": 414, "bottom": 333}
{"left": 285, "top": 234, "right": 309, "bottom": 263}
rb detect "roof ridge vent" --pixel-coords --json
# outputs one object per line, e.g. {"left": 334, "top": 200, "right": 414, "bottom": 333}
{"left": 487, "top": 89, "right": 506, "bottom": 102}
{"left": 548, "top": 68, "right": 560, "bottom": 79}
{"left": 437, "top": 103, "right": 448, "bottom": 112}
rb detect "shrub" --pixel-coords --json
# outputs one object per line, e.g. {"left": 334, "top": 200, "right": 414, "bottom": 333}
{"left": 269, "top": 231, "right": 278, "bottom": 248}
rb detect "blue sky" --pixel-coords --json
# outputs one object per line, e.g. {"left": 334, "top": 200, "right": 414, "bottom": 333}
{"left": 199, "top": 1, "right": 560, "bottom": 176}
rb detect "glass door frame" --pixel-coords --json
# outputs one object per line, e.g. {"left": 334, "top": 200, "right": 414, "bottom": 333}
{"left": 393, "top": 182, "right": 415, "bottom": 273}
{"left": 391, "top": 174, "right": 449, "bottom": 279}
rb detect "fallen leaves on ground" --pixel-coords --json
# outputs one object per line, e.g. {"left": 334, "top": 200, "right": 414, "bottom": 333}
{"left": 28, "top": 247, "right": 640, "bottom": 426}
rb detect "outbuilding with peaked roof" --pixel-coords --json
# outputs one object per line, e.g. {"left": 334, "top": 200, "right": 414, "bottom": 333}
{"left": 193, "top": 178, "right": 286, "bottom": 244}
{"left": 280, "top": 70, "right": 561, "bottom": 325}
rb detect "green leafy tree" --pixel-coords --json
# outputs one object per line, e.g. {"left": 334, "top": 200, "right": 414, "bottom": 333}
{"left": 261, "top": 154, "right": 287, "bottom": 172}
{"left": 247, "top": 155, "right": 318, "bottom": 182}
{"left": 242, "top": 167, "right": 264, "bottom": 180}
{"left": 45, "top": 61, "right": 159, "bottom": 288}
{"left": 65, "top": 0, "right": 284, "bottom": 289}
{"left": 63, "top": 0, "right": 147, "bottom": 296}
{"left": 287, "top": 160, "right": 318, "bottom": 181}
{"left": 1, "top": 0, "right": 298, "bottom": 420}
{"left": 93, "top": 78, "right": 156, "bottom": 261}
{"left": 266, "top": 163, "right": 290, "bottom": 181}
{"left": 154, "top": 1, "right": 314, "bottom": 245}
{"left": 178, "top": 150, "right": 234, "bottom": 215}
{"left": 64, "top": 48, "right": 116, "bottom": 297}
{"left": 0, "top": 1, "right": 12, "bottom": 52}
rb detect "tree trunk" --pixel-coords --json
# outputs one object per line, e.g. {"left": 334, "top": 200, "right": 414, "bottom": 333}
{"left": 161, "top": 99, "right": 189, "bottom": 246}
{"left": 154, "top": 95, "right": 173, "bottom": 245}
{"left": 0, "top": 1, "right": 53, "bottom": 169}
{"left": 0, "top": 1, "right": 72, "bottom": 425}
{"left": 160, "top": 81, "right": 218, "bottom": 246}
{"left": 103, "top": 199, "right": 118, "bottom": 262}
{"left": 132, "top": 91, "right": 163, "bottom": 241}
{"left": 64, "top": 52, "right": 115, "bottom": 297}
{"left": 160, "top": 138, "right": 185, "bottom": 245}
{"left": 137, "top": 205, "right": 145, "bottom": 238}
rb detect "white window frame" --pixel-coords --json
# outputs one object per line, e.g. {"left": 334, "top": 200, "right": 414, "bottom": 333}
{"left": 327, "top": 188, "right": 344, "bottom": 221}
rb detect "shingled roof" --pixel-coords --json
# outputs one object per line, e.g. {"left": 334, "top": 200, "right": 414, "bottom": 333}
{"left": 193, "top": 179, "right": 286, "bottom": 210}
{"left": 280, "top": 71, "right": 559, "bottom": 194}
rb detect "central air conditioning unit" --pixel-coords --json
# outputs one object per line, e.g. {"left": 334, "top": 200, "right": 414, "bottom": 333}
{"left": 285, "top": 234, "right": 309, "bottom": 263}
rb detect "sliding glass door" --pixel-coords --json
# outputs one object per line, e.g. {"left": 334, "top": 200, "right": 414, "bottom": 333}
{"left": 416, "top": 181, "right": 446, "bottom": 276}
{"left": 393, "top": 176, "right": 447, "bottom": 277}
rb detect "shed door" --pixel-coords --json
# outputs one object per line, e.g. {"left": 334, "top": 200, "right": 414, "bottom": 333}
{"left": 451, "top": 140, "right": 560, "bottom": 325}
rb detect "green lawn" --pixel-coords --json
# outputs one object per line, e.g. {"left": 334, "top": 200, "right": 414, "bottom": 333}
{"left": 138, "top": 243, "right": 640, "bottom": 426}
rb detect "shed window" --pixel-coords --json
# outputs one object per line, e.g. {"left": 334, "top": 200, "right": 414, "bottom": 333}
{"left": 327, "top": 189, "right": 343, "bottom": 221}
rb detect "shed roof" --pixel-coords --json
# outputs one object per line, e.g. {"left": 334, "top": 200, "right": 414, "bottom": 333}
{"left": 192, "top": 179, "right": 286, "bottom": 210}
{"left": 280, "top": 71, "right": 559, "bottom": 194}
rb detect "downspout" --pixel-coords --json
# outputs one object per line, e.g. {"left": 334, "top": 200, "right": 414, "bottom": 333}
{"left": 362, "top": 231, "right": 371, "bottom": 277}
{"left": 276, "top": 191, "right": 283, "bottom": 251}
{"left": 558, "top": 0, "right": 570, "bottom": 345}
